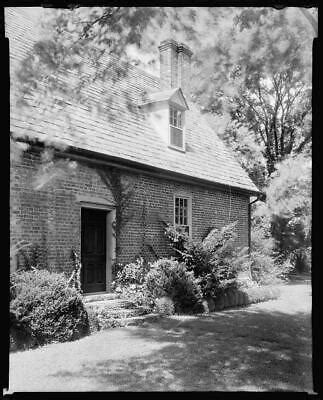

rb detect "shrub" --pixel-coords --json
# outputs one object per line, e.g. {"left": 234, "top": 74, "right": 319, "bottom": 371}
{"left": 95, "top": 309, "right": 123, "bottom": 330}
{"left": 114, "top": 257, "right": 150, "bottom": 286}
{"left": 115, "top": 284, "right": 154, "bottom": 310}
{"left": 10, "top": 268, "right": 88, "bottom": 350}
{"left": 164, "top": 224, "right": 189, "bottom": 259}
{"left": 154, "top": 297, "right": 175, "bottom": 316}
{"left": 144, "top": 258, "right": 203, "bottom": 313}
{"left": 180, "top": 240, "right": 211, "bottom": 274}
{"left": 164, "top": 222, "right": 244, "bottom": 301}
{"left": 249, "top": 251, "right": 292, "bottom": 285}
{"left": 198, "top": 262, "right": 239, "bottom": 300}
{"left": 291, "top": 248, "right": 311, "bottom": 274}
{"left": 242, "top": 285, "right": 281, "bottom": 304}
{"left": 113, "top": 258, "right": 153, "bottom": 309}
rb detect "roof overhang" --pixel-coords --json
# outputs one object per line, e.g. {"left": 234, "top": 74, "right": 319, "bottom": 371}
{"left": 20, "top": 139, "right": 260, "bottom": 197}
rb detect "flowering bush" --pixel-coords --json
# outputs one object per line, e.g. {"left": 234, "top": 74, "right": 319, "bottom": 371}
{"left": 114, "top": 257, "right": 150, "bottom": 285}
{"left": 113, "top": 258, "right": 153, "bottom": 310}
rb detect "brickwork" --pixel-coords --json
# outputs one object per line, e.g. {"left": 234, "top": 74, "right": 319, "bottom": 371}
{"left": 10, "top": 146, "right": 250, "bottom": 277}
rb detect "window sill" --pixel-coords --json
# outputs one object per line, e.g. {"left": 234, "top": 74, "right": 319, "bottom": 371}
{"left": 168, "top": 144, "right": 186, "bottom": 153}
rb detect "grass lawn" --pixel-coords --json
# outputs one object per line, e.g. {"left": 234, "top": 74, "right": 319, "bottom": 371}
{"left": 7, "top": 283, "right": 312, "bottom": 392}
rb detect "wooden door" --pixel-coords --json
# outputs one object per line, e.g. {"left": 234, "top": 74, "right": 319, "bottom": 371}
{"left": 81, "top": 208, "right": 107, "bottom": 293}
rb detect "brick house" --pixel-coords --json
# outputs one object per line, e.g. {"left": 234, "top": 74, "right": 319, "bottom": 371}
{"left": 7, "top": 8, "right": 259, "bottom": 294}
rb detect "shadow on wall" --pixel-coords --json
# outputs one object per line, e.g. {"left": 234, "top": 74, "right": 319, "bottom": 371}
{"left": 48, "top": 306, "right": 312, "bottom": 392}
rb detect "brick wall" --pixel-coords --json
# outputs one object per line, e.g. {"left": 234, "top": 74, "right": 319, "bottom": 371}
{"left": 10, "top": 146, "right": 250, "bottom": 275}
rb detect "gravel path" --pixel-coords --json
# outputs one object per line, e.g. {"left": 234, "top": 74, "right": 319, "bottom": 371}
{"left": 7, "top": 282, "right": 312, "bottom": 392}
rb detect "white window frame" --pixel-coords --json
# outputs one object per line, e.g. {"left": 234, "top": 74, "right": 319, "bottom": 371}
{"left": 173, "top": 194, "right": 192, "bottom": 237}
{"left": 168, "top": 105, "right": 186, "bottom": 152}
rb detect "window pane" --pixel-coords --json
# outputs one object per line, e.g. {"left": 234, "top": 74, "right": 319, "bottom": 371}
{"left": 170, "top": 108, "right": 174, "bottom": 125}
{"left": 178, "top": 112, "right": 182, "bottom": 128}
{"left": 170, "top": 107, "right": 183, "bottom": 128}
{"left": 174, "top": 196, "right": 191, "bottom": 236}
{"left": 170, "top": 126, "right": 183, "bottom": 148}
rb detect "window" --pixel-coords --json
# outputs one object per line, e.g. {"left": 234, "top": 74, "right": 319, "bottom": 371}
{"left": 169, "top": 106, "right": 184, "bottom": 149}
{"left": 174, "top": 196, "right": 191, "bottom": 235}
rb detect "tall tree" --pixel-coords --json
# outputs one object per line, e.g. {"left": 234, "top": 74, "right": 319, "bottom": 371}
{"left": 192, "top": 7, "right": 315, "bottom": 177}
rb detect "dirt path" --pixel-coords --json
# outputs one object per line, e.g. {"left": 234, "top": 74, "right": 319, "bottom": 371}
{"left": 7, "top": 283, "right": 312, "bottom": 392}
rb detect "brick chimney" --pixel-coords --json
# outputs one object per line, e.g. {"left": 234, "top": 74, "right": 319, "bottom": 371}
{"left": 177, "top": 43, "right": 193, "bottom": 96}
{"left": 158, "top": 39, "right": 193, "bottom": 96}
{"left": 158, "top": 39, "right": 178, "bottom": 90}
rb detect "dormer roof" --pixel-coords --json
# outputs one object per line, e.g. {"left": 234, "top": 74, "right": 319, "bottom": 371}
{"left": 140, "top": 88, "right": 189, "bottom": 110}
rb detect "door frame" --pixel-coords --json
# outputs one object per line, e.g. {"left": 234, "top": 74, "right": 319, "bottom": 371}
{"left": 77, "top": 195, "right": 116, "bottom": 293}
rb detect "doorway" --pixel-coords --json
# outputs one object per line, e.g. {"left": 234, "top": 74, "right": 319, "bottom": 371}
{"left": 81, "top": 208, "right": 107, "bottom": 293}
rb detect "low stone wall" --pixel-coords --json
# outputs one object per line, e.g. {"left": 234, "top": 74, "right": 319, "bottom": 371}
{"left": 203, "top": 285, "right": 281, "bottom": 312}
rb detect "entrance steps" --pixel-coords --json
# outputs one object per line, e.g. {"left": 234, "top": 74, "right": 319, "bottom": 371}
{"left": 83, "top": 292, "right": 152, "bottom": 327}
{"left": 83, "top": 292, "right": 120, "bottom": 303}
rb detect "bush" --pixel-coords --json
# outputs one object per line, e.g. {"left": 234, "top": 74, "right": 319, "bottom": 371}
{"left": 164, "top": 222, "right": 244, "bottom": 301}
{"left": 144, "top": 259, "right": 203, "bottom": 313}
{"left": 114, "top": 257, "right": 150, "bottom": 286}
{"left": 113, "top": 258, "right": 153, "bottom": 309}
{"left": 154, "top": 297, "right": 175, "bottom": 316}
{"left": 249, "top": 251, "right": 292, "bottom": 285}
{"left": 95, "top": 308, "right": 123, "bottom": 330}
{"left": 10, "top": 268, "right": 88, "bottom": 350}
{"left": 243, "top": 285, "right": 281, "bottom": 304}
{"left": 164, "top": 224, "right": 189, "bottom": 257}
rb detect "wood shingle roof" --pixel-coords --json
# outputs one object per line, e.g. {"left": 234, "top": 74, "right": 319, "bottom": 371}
{"left": 6, "top": 7, "right": 259, "bottom": 195}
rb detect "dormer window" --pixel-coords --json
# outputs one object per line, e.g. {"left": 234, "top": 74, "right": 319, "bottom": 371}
{"left": 169, "top": 106, "right": 184, "bottom": 150}
{"left": 140, "top": 88, "right": 188, "bottom": 150}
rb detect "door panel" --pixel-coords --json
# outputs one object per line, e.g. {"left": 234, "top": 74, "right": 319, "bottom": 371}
{"left": 81, "top": 208, "right": 107, "bottom": 293}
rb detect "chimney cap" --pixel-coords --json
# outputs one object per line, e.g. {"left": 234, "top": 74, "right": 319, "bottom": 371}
{"left": 158, "top": 39, "right": 178, "bottom": 51}
{"left": 177, "top": 42, "right": 193, "bottom": 57}
{"left": 158, "top": 39, "right": 193, "bottom": 57}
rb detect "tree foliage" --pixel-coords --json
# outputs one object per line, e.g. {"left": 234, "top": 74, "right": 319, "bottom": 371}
{"left": 252, "top": 153, "right": 311, "bottom": 271}
{"left": 191, "top": 7, "right": 315, "bottom": 178}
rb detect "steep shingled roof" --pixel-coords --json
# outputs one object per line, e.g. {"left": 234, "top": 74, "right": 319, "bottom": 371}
{"left": 6, "top": 7, "right": 259, "bottom": 194}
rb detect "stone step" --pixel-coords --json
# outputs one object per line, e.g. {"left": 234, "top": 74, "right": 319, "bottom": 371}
{"left": 83, "top": 292, "right": 120, "bottom": 303}
{"left": 85, "top": 298, "right": 137, "bottom": 311}
{"left": 87, "top": 304, "right": 147, "bottom": 318}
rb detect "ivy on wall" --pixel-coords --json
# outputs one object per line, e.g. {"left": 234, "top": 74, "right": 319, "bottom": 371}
{"left": 97, "top": 166, "right": 160, "bottom": 261}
